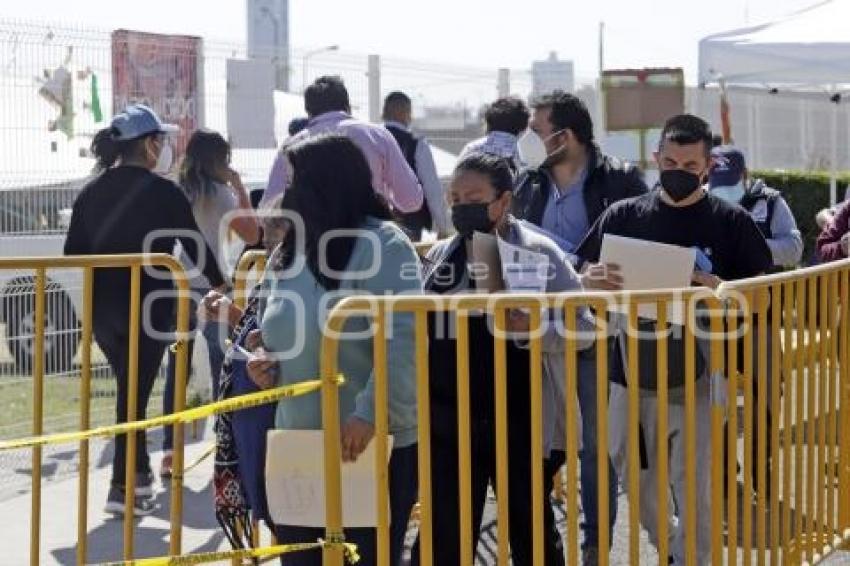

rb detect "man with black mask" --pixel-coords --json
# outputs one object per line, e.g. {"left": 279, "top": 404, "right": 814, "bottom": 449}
{"left": 576, "top": 114, "right": 773, "bottom": 565}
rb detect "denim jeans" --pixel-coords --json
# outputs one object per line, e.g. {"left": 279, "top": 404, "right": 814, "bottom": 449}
{"left": 577, "top": 343, "right": 618, "bottom": 550}
{"left": 162, "top": 311, "right": 228, "bottom": 452}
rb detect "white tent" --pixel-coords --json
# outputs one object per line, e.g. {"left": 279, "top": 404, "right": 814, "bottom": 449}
{"left": 698, "top": 0, "right": 850, "bottom": 202}
{"left": 699, "top": 0, "right": 850, "bottom": 89}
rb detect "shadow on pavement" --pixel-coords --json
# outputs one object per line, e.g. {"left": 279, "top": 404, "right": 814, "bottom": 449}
{"left": 51, "top": 477, "right": 223, "bottom": 564}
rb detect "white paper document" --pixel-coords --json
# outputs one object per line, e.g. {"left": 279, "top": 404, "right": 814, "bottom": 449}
{"left": 497, "top": 238, "right": 550, "bottom": 293}
{"left": 265, "top": 429, "right": 393, "bottom": 528}
{"left": 471, "top": 232, "right": 504, "bottom": 292}
{"left": 599, "top": 234, "right": 696, "bottom": 323}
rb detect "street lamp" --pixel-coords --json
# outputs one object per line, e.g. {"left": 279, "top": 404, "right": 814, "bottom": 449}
{"left": 302, "top": 45, "right": 339, "bottom": 92}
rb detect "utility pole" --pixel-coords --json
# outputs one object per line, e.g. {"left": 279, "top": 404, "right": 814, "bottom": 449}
{"left": 599, "top": 21, "right": 605, "bottom": 77}
{"left": 597, "top": 21, "right": 606, "bottom": 144}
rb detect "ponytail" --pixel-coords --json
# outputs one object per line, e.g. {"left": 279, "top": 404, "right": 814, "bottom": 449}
{"left": 90, "top": 127, "right": 149, "bottom": 173}
{"left": 91, "top": 127, "right": 120, "bottom": 172}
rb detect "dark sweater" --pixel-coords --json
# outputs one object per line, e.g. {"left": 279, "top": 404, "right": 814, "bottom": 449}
{"left": 817, "top": 199, "right": 850, "bottom": 262}
{"left": 64, "top": 166, "right": 225, "bottom": 329}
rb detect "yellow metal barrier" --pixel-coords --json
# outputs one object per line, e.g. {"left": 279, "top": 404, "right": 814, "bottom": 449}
{"left": 0, "top": 252, "right": 349, "bottom": 566}
{"left": 5, "top": 249, "right": 849, "bottom": 565}
{"left": 233, "top": 250, "right": 267, "bottom": 309}
{"left": 0, "top": 254, "right": 192, "bottom": 565}
{"left": 319, "top": 289, "right": 727, "bottom": 566}
{"left": 316, "top": 258, "right": 850, "bottom": 565}
{"left": 717, "top": 261, "right": 850, "bottom": 565}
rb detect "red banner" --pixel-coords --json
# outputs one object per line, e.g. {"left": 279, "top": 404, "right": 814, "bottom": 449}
{"left": 111, "top": 29, "right": 202, "bottom": 157}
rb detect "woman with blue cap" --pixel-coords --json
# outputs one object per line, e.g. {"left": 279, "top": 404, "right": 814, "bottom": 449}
{"left": 64, "top": 104, "right": 226, "bottom": 516}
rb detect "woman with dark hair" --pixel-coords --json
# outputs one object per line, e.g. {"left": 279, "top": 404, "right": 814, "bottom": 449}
{"left": 64, "top": 104, "right": 225, "bottom": 516}
{"left": 245, "top": 134, "right": 421, "bottom": 565}
{"left": 159, "top": 128, "right": 260, "bottom": 478}
{"left": 411, "top": 153, "right": 593, "bottom": 566}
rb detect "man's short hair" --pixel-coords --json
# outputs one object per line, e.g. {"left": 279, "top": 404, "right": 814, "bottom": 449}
{"left": 304, "top": 76, "right": 350, "bottom": 117}
{"left": 484, "top": 97, "right": 530, "bottom": 136}
{"left": 382, "top": 91, "right": 412, "bottom": 120}
{"left": 659, "top": 114, "right": 714, "bottom": 157}
{"left": 531, "top": 90, "right": 594, "bottom": 146}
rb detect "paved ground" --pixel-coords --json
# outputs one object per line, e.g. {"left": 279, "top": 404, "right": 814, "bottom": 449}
{"left": 0, "top": 421, "right": 847, "bottom": 565}
{"left": 0, "top": 425, "right": 230, "bottom": 565}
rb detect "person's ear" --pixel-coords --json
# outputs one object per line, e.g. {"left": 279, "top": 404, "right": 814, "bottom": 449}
{"left": 144, "top": 136, "right": 159, "bottom": 165}
{"left": 653, "top": 150, "right": 662, "bottom": 169}
{"left": 496, "top": 190, "right": 512, "bottom": 218}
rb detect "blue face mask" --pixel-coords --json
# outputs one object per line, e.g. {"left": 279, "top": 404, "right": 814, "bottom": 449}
{"left": 711, "top": 182, "right": 745, "bottom": 204}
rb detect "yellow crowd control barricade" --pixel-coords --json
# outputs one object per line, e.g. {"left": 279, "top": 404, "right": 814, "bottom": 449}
{"left": 0, "top": 252, "right": 341, "bottom": 566}
{"left": 233, "top": 250, "right": 268, "bottom": 310}
{"left": 0, "top": 254, "right": 191, "bottom": 566}
{"left": 4, "top": 250, "right": 849, "bottom": 565}
{"left": 317, "top": 259, "right": 850, "bottom": 566}
{"left": 716, "top": 260, "right": 850, "bottom": 565}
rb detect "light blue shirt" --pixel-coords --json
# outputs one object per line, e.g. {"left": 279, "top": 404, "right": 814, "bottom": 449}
{"left": 539, "top": 169, "right": 589, "bottom": 254}
{"left": 260, "top": 217, "right": 422, "bottom": 447}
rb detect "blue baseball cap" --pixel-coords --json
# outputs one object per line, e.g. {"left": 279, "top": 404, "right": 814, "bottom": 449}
{"left": 110, "top": 103, "right": 179, "bottom": 141}
{"left": 709, "top": 145, "right": 746, "bottom": 188}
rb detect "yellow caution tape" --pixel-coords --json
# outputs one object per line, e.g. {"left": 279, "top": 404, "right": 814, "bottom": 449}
{"left": 0, "top": 376, "right": 344, "bottom": 451}
{"left": 95, "top": 539, "right": 360, "bottom": 565}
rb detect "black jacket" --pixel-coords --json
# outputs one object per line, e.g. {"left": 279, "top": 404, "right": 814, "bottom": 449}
{"left": 512, "top": 145, "right": 648, "bottom": 229}
{"left": 385, "top": 123, "right": 432, "bottom": 236}
{"left": 64, "top": 166, "right": 226, "bottom": 329}
{"left": 739, "top": 179, "right": 781, "bottom": 240}
{"left": 422, "top": 236, "right": 532, "bottom": 435}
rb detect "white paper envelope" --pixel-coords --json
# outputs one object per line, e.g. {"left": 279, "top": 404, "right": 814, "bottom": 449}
{"left": 265, "top": 429, "right": 393, "bottom": 528}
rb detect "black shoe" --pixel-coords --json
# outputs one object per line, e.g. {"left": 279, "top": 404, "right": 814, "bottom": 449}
{"left": 135, "top": 471, "right": 155, "bottom": 498}
{"left": 582, "top": 547, "right": 599, "bottom": 566}
{"left": 104, "top": 485, "right": 156, "bottom": 517}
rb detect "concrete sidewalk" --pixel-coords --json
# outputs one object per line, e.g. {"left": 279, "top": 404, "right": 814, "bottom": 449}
{"left": 0, "top": 425, "right": 235, "bottom": 565}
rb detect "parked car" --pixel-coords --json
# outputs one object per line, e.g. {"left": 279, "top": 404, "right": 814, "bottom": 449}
{"left": 0, "top": 176, "right": 271, "bottom": 378}
{"left": 0, "top": 179, "right": 87, "bottom": 375}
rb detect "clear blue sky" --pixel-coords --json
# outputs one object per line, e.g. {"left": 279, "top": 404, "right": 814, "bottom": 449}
{"left": 2, "top": 0, "right": 818, "bottom": 82}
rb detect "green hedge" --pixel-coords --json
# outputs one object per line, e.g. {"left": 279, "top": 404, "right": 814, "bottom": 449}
{"left": 751, "top": 170, "right": 850, "bottom": 263}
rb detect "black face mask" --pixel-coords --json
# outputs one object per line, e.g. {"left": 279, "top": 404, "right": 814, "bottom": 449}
{"left": 451, "top": 201, "right": 496, "bottom": 237}
{"left": 660, "top": 169, "right": 704, "bottom": 202}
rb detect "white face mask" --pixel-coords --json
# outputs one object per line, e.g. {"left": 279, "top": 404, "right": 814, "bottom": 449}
{"left": 517, "top": 128, "right": 566, "bottom": 169}
{"left": 153, "top": 140, "right": 173, "bottom": 175}
{"left": 711, "top": 181, "right": 745, "bottom": 204}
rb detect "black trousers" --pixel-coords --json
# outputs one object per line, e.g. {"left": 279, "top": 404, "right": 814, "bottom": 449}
{"left": 411, "top": 416, "right": 564, "bottom": 566}
{"left": 94, "top": 316, "right": 167, "bottom": 486}
{"left": 274, "top": 444, "right": 419, "bottom": 566}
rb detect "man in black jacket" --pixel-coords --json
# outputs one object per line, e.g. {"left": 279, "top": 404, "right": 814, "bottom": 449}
{"left": 513, "top": 91, "right": 647, "bottom": 262}
{"left": 383, "top": 91, "right": 451, "bottom": 240}
{"left": 512, "top": 90, "right": 648, "bottom": 564}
